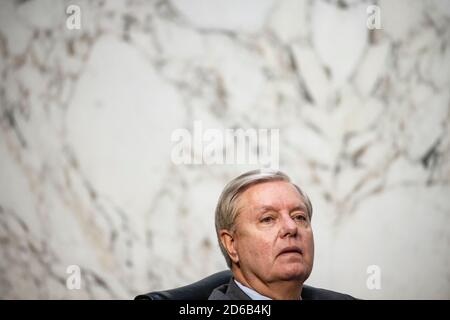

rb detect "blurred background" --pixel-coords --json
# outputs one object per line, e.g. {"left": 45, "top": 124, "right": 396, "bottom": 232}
{"left": 0, "top": 0, "right": 449, "bottom": 299}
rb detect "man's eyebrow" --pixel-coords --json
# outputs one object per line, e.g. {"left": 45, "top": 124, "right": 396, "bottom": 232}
{"left": 255, "top": 204, "right": 307, "bottom": 213}
{"left": 289, "top": 205, "right": 308, "bottom": 213}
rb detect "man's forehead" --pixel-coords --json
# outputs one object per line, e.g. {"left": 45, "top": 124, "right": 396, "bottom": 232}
{"left": 240, "top": 181, "right": 306, "bottom": 209}
{"left": 244, "top": 180, "right": 301, "bottom": 196}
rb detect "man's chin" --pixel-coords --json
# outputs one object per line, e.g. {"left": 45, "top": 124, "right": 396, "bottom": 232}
{"left": 277, "top": 265, "right": 310, "bottom": 282}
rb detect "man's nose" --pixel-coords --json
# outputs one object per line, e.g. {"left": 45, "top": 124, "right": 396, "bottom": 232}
{"left": 280, "top": 214, "right": 298, "bottom": 238}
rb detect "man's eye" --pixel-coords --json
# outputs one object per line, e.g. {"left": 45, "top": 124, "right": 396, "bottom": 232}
{"left": 261, "top": 216, "right": 274, "bottom": 223}
{"left": 294, "top": 215, "right": 307, "bottom": 221}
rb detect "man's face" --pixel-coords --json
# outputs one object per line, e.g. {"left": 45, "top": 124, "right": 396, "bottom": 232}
{"left": 232, "top": 180, "right": 314, "bottom": 284}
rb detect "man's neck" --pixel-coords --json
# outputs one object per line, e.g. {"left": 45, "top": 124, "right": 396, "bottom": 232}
{"left": 232, "top": 267, "right": 303, "bottom": 300}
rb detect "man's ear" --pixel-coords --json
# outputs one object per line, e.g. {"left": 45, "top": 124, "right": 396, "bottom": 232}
{"left": 219, "top": 229, "right": 239, "bottom": 264}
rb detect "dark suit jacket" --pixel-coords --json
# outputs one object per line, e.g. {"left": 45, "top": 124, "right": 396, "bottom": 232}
{"left": 208, "top": 278, "right": 356, "bottom": 300}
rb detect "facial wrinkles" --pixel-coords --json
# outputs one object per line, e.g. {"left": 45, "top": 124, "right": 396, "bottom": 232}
{"left": 254, "top": 183, "right": 305, "bottom": 215}
{"left": 254, "top": 211, "right": 304, "bottom": 273}
{"left": 232, "top": 181, "right": 314, "bottom": 288}
{"left": 243, "top": 183, "right": 304, "bottom": 233}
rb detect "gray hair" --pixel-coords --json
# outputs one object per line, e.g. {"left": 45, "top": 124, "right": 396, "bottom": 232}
{"left": 214, "top": 169, "right": 313, "bottom": 268}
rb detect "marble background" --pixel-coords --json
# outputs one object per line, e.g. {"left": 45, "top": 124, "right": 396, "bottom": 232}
{"left": 0, "top": 0, "right": 449, "bottom": 299}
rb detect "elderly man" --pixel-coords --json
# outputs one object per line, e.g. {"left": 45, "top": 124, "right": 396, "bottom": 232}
{"left": 209, "top": 169, "right": 355, "bottom": 300}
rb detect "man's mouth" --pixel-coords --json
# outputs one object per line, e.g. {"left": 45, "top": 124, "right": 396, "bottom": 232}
{"left": 278, "top": 246, "right": 303, "bottom": 256}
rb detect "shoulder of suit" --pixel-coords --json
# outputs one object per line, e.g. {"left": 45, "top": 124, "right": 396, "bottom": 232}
{"left": 209, "top": 279, "right": 252, "bottom": 300}
{"left": 208, "top": 283, "right": 229, "bottom": 300}
{"left": 209, "top": 280, "right": 356, "bottom": 300}
{"left": 302, "top": 284, "right": 356, "bottom": 300}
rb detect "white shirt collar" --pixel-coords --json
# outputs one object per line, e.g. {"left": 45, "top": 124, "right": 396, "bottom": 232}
{"left": 234, "top": 279, "right": 272, "bottom": 300}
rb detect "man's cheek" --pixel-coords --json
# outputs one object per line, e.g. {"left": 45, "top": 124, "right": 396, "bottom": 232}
{"left": 248, "top": 241, "right": 272, "bottom": 263}
{"left": 308, "top": 237, "right": 315, "bottom": 263}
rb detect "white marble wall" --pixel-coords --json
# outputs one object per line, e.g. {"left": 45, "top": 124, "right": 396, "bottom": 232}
{"left": 0, "top": 0, "right": 449, "bottom": 299}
